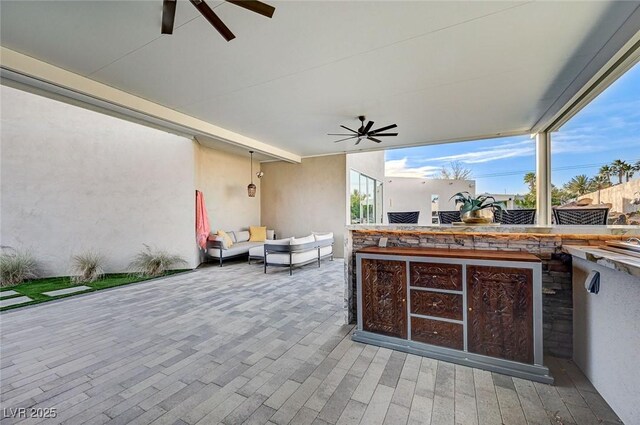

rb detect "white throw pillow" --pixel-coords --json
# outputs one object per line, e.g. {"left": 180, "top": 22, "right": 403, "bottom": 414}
{"left": 235, "top": 230, "right": 250, "bottom": 243}
{"left": 292, "top": 235, "right": 315, "bottom": 245}
{"left": 266, "top": 229, "right": 275, "bottom": 240}
{"left": 313, "top": 232, "right": 333, "bottom": 241}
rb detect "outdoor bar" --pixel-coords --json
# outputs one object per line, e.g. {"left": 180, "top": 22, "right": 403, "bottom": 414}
{"left": 345, "top": 225, "right": 639, "bottom": 407}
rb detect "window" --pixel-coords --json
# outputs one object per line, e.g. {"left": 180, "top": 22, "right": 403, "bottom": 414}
{"left": 350, "top": 170, "right": 383, "bottom": 224}
{"left": 551, "top": 62, "right": 640, "bottom": 225}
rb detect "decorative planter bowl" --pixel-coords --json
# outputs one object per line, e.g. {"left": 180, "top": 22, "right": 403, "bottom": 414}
{"left": 461, "top": 209, "right": 494, "bottom": 224}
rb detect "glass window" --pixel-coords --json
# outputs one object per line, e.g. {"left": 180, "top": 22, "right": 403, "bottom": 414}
{"left": 551, "top": 62, "right": 640, "bottom": 225}
{"left": 350, "top": 170, "right": 383, "bottom": 224}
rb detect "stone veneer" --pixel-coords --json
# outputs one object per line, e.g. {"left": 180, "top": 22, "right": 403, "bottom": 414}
{"left": 345, "top": 227, "right": 636, "bottom": 359}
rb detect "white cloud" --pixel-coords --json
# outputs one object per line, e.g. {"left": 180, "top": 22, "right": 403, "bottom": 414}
{"left": 385, "top": 158, "right": 441, "bottom": 178}
{"left": 424, "top": 140, "right": 535, "bottom": 164}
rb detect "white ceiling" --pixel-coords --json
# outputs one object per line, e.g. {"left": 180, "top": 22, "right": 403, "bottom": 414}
{"left": 2, "top": 1, "right": 639, "bottom": 157}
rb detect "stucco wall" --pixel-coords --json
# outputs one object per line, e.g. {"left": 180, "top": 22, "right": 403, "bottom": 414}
{"left": 578, "top": 178, "right": 640, "bottom": 213}
{"left": 347, "top": 151, "right": 385, "bottom": 181}
{"left": 260, "top": 155, "right": 347, "bottom": 257}
{"left": 572, "top": 258, "right": 640, "bottom": 425}
{"left": 195, "top": 143, "right": 261, "bottom": 233}
{"left": 384, "top": 177, "right": 475, "bottom": 224}
{"left": 1, "top": 85, "right": 198, "bottom": 275}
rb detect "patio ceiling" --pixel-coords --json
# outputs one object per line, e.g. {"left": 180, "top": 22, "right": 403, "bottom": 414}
{"left": 1, "top": 1, "right": 639, "bottom": 159}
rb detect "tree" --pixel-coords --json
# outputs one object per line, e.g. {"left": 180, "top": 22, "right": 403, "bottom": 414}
{"left": 621, "top": 162, "right": 634, "bottom": 182}
{"left": 564, "top": 174, "right": 593, "bottom": 196}
{"left": 440, "top": 161, "right": 472, "bottom": 180}
{"left": 591, "top": 174, "right": 611, "bottom": 204}
{"left": 523, "top": 172, "right": 536, "bottom": 192}
{"left": 610, "top": 159, "right": 629, "bottom": 184}
{"left": 350, "top": 190, "right": 366, "bottom": 223}
{"left": 598, "top": 165, "right": 612, "bottom": 185}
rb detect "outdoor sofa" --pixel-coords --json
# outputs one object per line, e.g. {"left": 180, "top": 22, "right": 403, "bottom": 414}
{"left": 249, "top": 232, "right": 334, "bottom": 275}
{"left": 207, "top": 228, "right": 275, "bottom": 266}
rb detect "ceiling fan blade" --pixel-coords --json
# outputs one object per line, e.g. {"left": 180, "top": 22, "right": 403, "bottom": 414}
{"left": 333, "top": 136, "right": 359, "bottom": 143}
{"left": 368, "top": 133, "right": 398, "bottom": 137}
{"left": 362, "top": 120, "right": 374, "bottom": 134}
{"left": 226, "top": 0, "right": 275, "bottom": 18}
{"left": 190, "top": 0, "right": 236, "bottom": 41}
{"left": 340, "top": 125, "right": 358, "bottom": 133}
{"left": 161, "top": 0, "right": 177, "bottom": 34}
{"left": 328, "top": 133, "right": 356, "bottom": 136}
{"left": 355, "top": 138, "right": 363, "bottom": 145}
{"left": 367, "top": 137, "right": 383, "bottom": 143}
{"left": 370, "top": 124, "right": 397, "bottom": 134}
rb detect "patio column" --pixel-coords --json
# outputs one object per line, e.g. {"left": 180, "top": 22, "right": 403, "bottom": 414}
{"left": 535, "top": 132, "right": 552, "bottom": 225}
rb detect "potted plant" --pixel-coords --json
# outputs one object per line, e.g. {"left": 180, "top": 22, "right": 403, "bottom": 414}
{"left": 450, "top": 192, "right": 505, "bottom": 224}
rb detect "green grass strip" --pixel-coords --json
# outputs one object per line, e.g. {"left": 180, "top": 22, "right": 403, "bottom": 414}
{"left": 0, "top": 270, "right": 188, "bottom": 312}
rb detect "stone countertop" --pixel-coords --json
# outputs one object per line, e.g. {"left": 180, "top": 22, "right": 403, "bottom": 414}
{"left": 563, "top": 245, "right": 640, "bottom": 279}
{"left": 347, "top": 224, "right": 639, "bottom": 236}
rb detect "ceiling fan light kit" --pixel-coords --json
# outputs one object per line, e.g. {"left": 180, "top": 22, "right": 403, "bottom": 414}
{"left": 162, "top": 0, "right": 275, "bottom": 41}
{"left": 328, "top": 116, "right": 398, "bottom": 145}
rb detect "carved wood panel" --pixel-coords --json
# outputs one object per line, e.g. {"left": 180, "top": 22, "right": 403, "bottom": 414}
{"left": 361, "top": 259, "right": 407, "bottom": 339}
{"left": 411, "top": 317, "right": 463, "bottom": 350}
{"left": 410, "top": 290, "right": 463, "bottom": 320}
{"left": 410, "top": 262, "right": 462, "bottom": 290}
{"left": 467, "top": 265, "right": 534, "bottom": 364}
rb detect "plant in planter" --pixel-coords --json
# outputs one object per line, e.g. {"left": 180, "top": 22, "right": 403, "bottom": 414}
{"left": 450, "top": 192, "right": 506, "bottom": 224}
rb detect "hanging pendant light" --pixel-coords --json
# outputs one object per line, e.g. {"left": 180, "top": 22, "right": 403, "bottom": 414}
{"left": 247, "top": 151, "right": 257, "bottom": 197}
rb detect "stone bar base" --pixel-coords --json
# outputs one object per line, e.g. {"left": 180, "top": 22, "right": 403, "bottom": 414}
{"left": 345, "top": 225, "right": 637, "bottom": 358}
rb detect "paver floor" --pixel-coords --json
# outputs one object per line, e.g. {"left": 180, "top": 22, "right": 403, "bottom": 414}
{"left": 0, "top": 260, "right": 622, "bottom": 424}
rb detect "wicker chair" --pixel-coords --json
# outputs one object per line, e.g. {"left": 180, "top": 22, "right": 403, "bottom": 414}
{"left": 387, "top": 211, "right": 420, "bottom": 224}
{"left": 494, "top": 209, "right": 536, "bottom": 225}
{"left": 437, "top": 210, "right": 461, "bottom": 225}
{"left": 552, "top": 207, "right": 609, "bottom": 225}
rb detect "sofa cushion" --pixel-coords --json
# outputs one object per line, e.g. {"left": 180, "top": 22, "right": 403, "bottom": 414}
{"left": 267, "top": 250, "right": 318, "bottom": 265}
{"left": 249, "top": 245, "right": 264, "bottom": 258}
{"left": 217, "top": 230, "right": 234, "bottom": 248}
{"left": 235, "top": 230, "right": 250, "bottom": 243}
{"left": 313, "top": 232, "right": 333, "bottom": 241}
{"left": 267, "top": 238, "right": 292, "bottom": 246}
{"left": 292, "top": 234, "right": 315, "bottom": 245}
{"left": 319, "top": 246, "right": 333, "bottom": 257}
{"left": 249, "top": 226, "right": 267, "bottom": 242}
{"left": 266, "top": 229, "right": 275, "bottom": 240}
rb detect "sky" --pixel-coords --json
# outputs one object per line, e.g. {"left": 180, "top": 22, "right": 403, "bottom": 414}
{"left": 385, "top": 62, "right": 640, "bottom": 195}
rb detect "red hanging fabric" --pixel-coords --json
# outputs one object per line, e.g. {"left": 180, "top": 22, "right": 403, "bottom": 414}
{"left": 195, "top": 190, "right": 211, "bottom": 249}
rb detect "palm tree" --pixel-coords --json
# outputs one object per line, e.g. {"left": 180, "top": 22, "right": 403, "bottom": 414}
{"left": 565, "top": 174, "right": 593, "bottom": 196}
{"left": 621, "top": 162, "right": 634, "bottom": 182}
{"left": 590, "top": 174, "right": 610, "bottom": 204}
{"left": 610, "top": 159, "right": 628, "bottom": 184}
{"left": 523, "top": 172, "right": 536, "bottom": 192}
{"left": 598, "top": 165, "right": 612, "bottom": 185}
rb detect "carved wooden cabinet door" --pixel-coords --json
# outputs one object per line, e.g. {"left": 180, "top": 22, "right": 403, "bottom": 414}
{"left": 361, "top": 259, "right": 407, "bottom": 339}
{"left": 467, "top": 265, "right": 534, "bottom": 364}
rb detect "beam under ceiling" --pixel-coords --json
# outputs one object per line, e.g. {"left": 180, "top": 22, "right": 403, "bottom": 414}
{"left": 0, "top": 47, "right": 301, "bottom": 164}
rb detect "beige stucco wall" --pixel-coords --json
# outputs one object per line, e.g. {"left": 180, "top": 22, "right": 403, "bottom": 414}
{"left": 194, "top": 143, "right": 261, "bottom": 233}
{"left": 384, "top": 177, "right": 476, "bottom": 224}
{"left": 578, "top": 178, "right": 640, "bottom": 213}
{"left": 573, "top": 258, "right": 640, "bottom": 424}
{"left": 347, "top": 151, "right": 385, "bottom": 181}
{"left": 260, "top": 155, "right": 347, "bottom": 257}
{"left": 0, "top": 85, "right": 198, "bottom": 276}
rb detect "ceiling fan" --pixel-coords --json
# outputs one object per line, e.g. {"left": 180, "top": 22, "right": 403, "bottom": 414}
{"left": 161, "top": 0, "right": 275, "bottom": 41}
{"left": 329, "top": 116, "right": 398, "bottom": 145}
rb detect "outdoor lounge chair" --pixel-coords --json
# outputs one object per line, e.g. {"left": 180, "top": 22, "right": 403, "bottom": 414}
{"left": 387, "top": 211, "right": 420, "bottom": 224}
{"left": 494, "top": 209, "right": 536, "bottom": 225}
{"left": 437, "top": 210, "right": 460, "bottom": 224}
{"left": 552, "top": 207, "right": 609, "bottom": 225}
